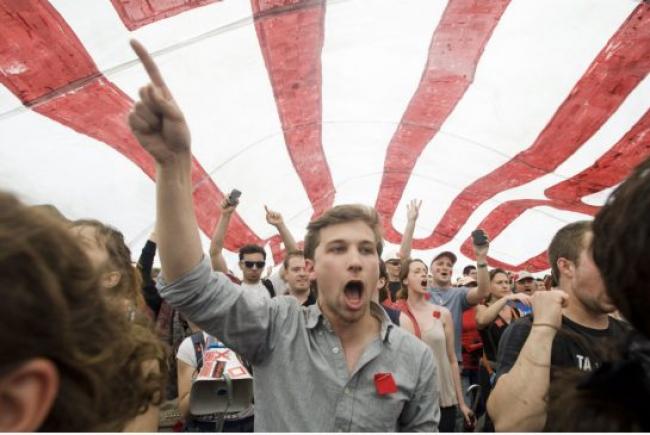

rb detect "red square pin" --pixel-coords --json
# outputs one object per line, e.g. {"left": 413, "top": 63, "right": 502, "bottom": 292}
{"left": 374, "top": 372, "right": 397, "bottom": 396}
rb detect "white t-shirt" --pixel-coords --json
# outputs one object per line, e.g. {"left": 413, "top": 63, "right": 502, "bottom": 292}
{"left": 176, "top": 332, "right": 254, "bottom": 421}
{"left": 240, "top": 281, "right": 272, "bottom": 300}
{"left": 241, "top": 270, "right": 287, "bottom": 298}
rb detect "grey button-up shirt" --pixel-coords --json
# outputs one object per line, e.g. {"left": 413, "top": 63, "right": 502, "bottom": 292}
{"left": 159, "top": 256, "right": 439, "bottom": 432}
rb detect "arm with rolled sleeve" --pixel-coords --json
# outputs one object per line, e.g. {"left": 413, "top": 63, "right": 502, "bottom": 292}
{"left": 398, "top": 346, "right": 439, "bottom": 432}
{"left": 158, "top": 255, "right": 280, "bottom": 364}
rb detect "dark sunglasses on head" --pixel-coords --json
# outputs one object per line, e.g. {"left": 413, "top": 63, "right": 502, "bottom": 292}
{"left": 244, "top": 261, "right": 266, "bottom": 269}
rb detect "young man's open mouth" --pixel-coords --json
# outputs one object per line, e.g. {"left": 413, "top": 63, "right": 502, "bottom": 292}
{"left": 343, "top": 280, "right": 365, "bottom": 310}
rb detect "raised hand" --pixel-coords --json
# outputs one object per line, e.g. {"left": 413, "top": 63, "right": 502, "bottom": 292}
{"left": 220, "top": 198, "right": 237, "bottom": 216}
{"left": 406, "top": 199, "right": 422, "bottom": 222}
{"left": 507, "top": 292, "right": 532, "bottom": 306}
{"left": 264, "top": 205, "right": 284, "bottom": 227}
{"left": 128, "top": 40, "right": 191, "bottom": 164}
{"left": 472, "top": 229, "right": 490, "bottom": 260}
{"left": 531, "top": 289, "right": 568, "bottom": 330}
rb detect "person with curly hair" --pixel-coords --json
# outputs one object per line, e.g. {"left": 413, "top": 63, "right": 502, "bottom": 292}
{"left": 0, "top": 192, "right": 165, "bottom": 431}
{"left": 69, "top": 218, "right": 168, "bottom": 431}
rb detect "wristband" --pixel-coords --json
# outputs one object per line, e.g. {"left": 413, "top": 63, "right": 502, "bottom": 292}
{"left": 477, "top": 262, "right": 487, "bottom": 268}
{"left": 532, "top": 322, "right": 559, "bottom": 330}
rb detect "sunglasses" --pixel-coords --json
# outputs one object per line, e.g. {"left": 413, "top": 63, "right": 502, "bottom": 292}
{"left": 386, "top": 260, "right": 401, "bottom": 266}
{"left": 243, "top": 261, "right": 266, "bottom": 269}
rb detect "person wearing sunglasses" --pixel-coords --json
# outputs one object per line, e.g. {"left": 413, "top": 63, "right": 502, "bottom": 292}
{"left": 210, "top": 196, "right": 298, "bottom": 299}
{"left": 237, "top": 244, "right": 274, "bottom": 299}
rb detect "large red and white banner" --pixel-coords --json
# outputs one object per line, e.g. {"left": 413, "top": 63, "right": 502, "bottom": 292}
{"left": 1, "top": 0, "right": 648, "bottom": 273}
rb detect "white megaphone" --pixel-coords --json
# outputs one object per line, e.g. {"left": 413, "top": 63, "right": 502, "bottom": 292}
{"left": 189, "top": 340, "right": 253, "bottom": 416}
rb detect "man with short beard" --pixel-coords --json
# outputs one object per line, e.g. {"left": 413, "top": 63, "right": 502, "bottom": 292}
{"left": 487, "top": 221, "right": 628, "bottom": 432}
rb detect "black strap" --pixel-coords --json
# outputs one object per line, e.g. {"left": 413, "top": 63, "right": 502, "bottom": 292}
{"left": 262, "top": 279, "right": 276, "bottom": 298}
{"left": 191, "top": 331, "right": 205, "bottom": 370}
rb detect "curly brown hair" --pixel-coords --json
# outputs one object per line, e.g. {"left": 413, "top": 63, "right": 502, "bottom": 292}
{"left": 70, "top": 218, "right": 147, "bottom": 312}
{"left": 0, "top": 192, "right": 165, "bottom": 431}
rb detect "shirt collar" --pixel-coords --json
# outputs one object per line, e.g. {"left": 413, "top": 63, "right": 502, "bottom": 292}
{"left": 305, "top": 300, "right": 395, "bottom": 343}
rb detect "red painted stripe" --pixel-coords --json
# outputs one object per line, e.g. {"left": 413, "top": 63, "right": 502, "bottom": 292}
{"left": 374, "top": 0, "right": 511, "bottom": 245}
{"left": 458, "top": 199, "right": 598, "bottom": 272}
{"left": 458, "top": 110, "right": 650, "bottom": 271}
{"left": 251, "top": 0, "right": 335, "bottom": 217}
{"left": 0, "top": 0, "right": 263, "bottom": 250}
{"left": 110, "top": 0, "right": 220, "bottom": 31}
{"left": 429, "top": 3, "right": 650, "bottom": 249}
{"left": 0, "top": 0, "right": 96, "bottom": 103}
{"left": 545, "top": 109, "right": 650, "bottom": 203}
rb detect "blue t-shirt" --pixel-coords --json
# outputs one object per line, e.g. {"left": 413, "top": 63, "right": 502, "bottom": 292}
{"left": 427, "top": 286, "right": 472, "bottom": 362}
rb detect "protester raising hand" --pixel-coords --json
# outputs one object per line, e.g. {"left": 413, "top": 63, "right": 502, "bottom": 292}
{"left": 530, "top": 289, "right": 569, "bottom": 331}
{"left": 209, "top": 198, "right": 238, "bottom": 273}
{"left": 128, "top": 40, "right": 191, "bottom": 165}
{"left": 264, "top": 205, "right": 298, "bottom": 253}
{"left": 406, "top": 199, "right": 422, "bottom": 222}
{"left": 128, "top": 39, "right": 202, "bottom": 282}
{"left": 264, "top": 205, "right": 284, "bottom": 227}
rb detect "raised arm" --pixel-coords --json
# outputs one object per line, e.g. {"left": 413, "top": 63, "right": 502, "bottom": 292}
{"left": 475, "top": 293, "right": 531, "bottom": 329}
{"left": 265, "top": 205, "right": 297, "bottom": 253}
{"left": 400, "top": 199, "right": 421, "bottom": 259}
{"left": 209, "top": 199, "right": 237, "bottom": 273}
{"left": 466, "top": 231, "right": 491, "bottom": 305}
{"left": 128, "top": 40, "right": 201, "bottom": 282}
{"left": 487, "top": 290, "right": 567, "bottom": 431}
{"left": 137, "top": 229, "right": 163, "bottom": 315}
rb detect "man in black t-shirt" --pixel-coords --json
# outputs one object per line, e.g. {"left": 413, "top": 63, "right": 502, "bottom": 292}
{"left": 383, "top": 251, "right": 403, "bottom": 301}
{"left": 497, "top": 313, "right": 626, "bottom": 376}
{"left": 487, "top": 221, "right": 627, "bottom": 432}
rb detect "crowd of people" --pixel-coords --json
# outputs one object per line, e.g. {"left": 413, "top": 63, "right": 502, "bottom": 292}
{"left": 1, "top": 39, "right": 649, "bottom": 432}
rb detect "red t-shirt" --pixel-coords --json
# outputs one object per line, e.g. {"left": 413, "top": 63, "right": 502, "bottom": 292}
{"left": 461, "top": 307, "right": 483, "bottom": 371}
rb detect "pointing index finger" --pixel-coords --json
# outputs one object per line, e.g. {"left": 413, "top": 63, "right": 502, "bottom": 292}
{"left": 130, "top": 39, "right": 169, "bottom": 93}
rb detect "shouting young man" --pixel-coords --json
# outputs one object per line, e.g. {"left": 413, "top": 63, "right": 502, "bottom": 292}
{"left": 127, "top": 40, "right": 438, "bottom": 432}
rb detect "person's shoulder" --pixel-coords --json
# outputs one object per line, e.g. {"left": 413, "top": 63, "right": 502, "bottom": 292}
{"left": 389, "top": 325, "right": 431, "bottom": 356}
{"left": 451, "top": 286, "right": 470, "bottom": 297}
{"left": 509, "top": 314, "right": 533, "bottom": 329}
{"left": 609, "top": 316, "right": 633, "bottom": 335}
{"left": 439, "top": 305, "right": 452, "bottom": 318}
{"left": 500, "top": 315, "right": 533, "bottom": 341}
{"left": 178, "top": 333, "right": 194, "bottom": 349}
